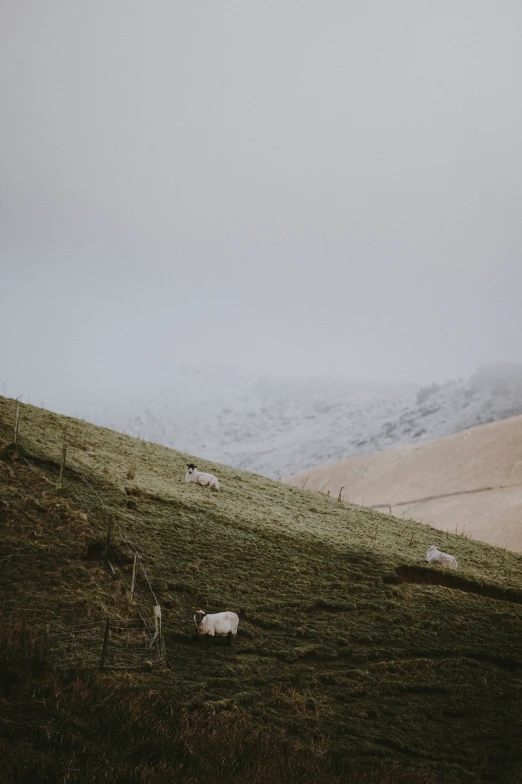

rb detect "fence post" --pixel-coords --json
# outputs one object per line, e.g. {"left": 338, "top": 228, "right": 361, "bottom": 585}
{"left": 14, "top": 400, "right": 20, "bottom": 445}
{"left": 104, "top": 516, "right": 113, "bottom": 568}
{"left": 130, "top": 554, "right": 137, "bottom": 602}
{"left": 153, "top": 605, "right": 161, "bottom": 637}
{"left": 153, "top": 605, "right": 165, "bottom": 660}
{"left": 100, "top": 618, "right": 110, "bottom": 670}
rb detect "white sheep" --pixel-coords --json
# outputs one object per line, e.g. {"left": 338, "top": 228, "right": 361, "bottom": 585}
{"left": 194, "top": 610, "right": 239, "bottom": 644}
{"left": 426, "top": 545, "right": 458, "bottom": 570}
{"left": 185, "top": 463, "right": 219, "bottom": 491}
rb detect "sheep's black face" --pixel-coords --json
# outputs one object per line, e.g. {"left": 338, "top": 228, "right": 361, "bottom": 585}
{"left": 187, "top": 463, "right": 196, "bottom": 474}
{"left": 195, "top": 610, "right": 206, "bottom": 624}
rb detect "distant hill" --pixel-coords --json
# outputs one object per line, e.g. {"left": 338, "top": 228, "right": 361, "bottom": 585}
{"left": 285, "top": 414, "right": 522, "bottom": 553}
{"left": 83, "top": 363, "right": 522, "bottom": 477}
{"left": 2, "top": 396, "right": 522, "bottom": 783}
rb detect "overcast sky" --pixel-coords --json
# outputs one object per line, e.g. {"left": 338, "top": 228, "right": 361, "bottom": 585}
{"left": 1, "top": 1, "right": 522, "bottom": 409}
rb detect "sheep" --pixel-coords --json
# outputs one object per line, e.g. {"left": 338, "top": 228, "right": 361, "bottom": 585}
{"left": 426, "top": 545, "right": 457, "bottom": 570}
{"left": 194, "top": 610, "right": 239, "bottom": 645}
{"left": 185, "top": 463, "right": 219, "bottom": 491}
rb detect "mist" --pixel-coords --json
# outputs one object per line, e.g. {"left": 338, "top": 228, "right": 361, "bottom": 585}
{"left": 2, "top": 1, "right": 522, "bottom": 412}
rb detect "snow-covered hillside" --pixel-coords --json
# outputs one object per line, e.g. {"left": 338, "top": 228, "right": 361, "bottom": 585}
{"left": 85, "top": 363, "right": 522, "bottom": 478}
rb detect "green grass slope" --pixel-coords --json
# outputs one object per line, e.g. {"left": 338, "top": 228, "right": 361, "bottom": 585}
{"left": 1, "top": 397, "right": 522, "bottom": 784}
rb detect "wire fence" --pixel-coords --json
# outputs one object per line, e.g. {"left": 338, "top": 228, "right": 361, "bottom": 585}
{"left": 44, "top": 616, "right": 165, "bottom": 670}
{"left": 3, "top": 400, "right": 168, "bottom": 670}
{"left": 67, "top": 454, "right": 159, "bottom": 623}
{"left": 60, "top": 459, "right": 167, "bottom": 669}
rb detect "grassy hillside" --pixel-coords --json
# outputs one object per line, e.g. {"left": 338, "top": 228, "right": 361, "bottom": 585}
{"left": 1, "top": 397, "right": 522, "bottom": 783}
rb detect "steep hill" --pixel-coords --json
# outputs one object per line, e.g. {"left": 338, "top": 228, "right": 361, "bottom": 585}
{"left": 82, "top": 363, "right": 522, "bottom": 477}
{"left": 284, "top": 415, "right": 522, "bottom": 553}
{"left": 2, "top": 397, "right": 522, "bottom": 783}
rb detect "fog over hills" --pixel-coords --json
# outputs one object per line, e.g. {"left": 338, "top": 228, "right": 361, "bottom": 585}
{"left": 85, "top": 363, "right": 522, "bottom": 478}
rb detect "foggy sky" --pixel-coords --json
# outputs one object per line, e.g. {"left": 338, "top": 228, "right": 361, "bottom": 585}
{"left": 1, "top": 1, "right": 522, "bottom": 410}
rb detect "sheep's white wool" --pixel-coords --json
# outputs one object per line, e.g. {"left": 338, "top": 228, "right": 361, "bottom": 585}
{"left": 426, "top": 545, "right": 458, "bottom": 570}
{"left": 185, "top": 464, "right": 219, "bottom": 490}
{"left": 194, "top": 610, "right": 239, "bottom": 640}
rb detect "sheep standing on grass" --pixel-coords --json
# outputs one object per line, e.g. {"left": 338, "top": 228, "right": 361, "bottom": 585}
{"left": 185, "top": 463, "right": 219, "bottom": 491}
{"left": 194, "top": 610, "right": 239, "bottom": 644}
{"left": 426, "top": 545, "right": 458, "bottom": 570}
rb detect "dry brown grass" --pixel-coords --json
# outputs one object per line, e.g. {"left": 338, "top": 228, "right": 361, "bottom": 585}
{"left": 127, "top": 458, "right": 137, "bottom": 481}
{"left": 0, "top": 658, "right": 439, "bottom": 784}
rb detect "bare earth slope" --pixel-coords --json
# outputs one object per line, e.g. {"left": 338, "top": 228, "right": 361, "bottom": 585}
{"left": 285, "top": 415, "right": 522, "bottom": 552}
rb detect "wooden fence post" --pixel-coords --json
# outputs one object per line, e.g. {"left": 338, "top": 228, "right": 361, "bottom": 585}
{"left": 130, "top": 554, "right": 137, "bottom": 602}
{"left": 100, "top": 618, "right": 110, "bottom": 670}
{"left": 153, "top": 605, "right": 161, "bottom": 637}
{"left": 14, "top": 400, "right": 20, "bottom": 445}
{"left": 153, "top": 605, "right": 165, "bottom": 659}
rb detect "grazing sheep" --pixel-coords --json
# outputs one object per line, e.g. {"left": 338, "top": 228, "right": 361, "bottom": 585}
{"left": 185, "top": 463, "right": 219, "bottom": 491}
{"left": 194, "top": 610, "right": 239, "bottom": 644}
{"left": 426, "top": 545, "right": 457, "bottom": 570}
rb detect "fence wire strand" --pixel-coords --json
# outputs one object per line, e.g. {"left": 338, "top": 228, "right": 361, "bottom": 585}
{"left": 8, "top": 411, "right": 166, "bottom": 670}
{"left": 46, "top": 618, "right": 163, "bottom": 670}
{"left": 68, "top": 457, "right": 158, "bottom": 618}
